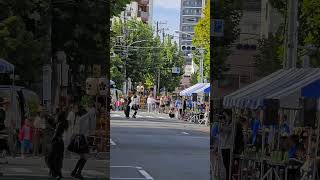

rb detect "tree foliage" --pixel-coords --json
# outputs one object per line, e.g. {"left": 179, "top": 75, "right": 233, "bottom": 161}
{"left": 255, "top": 35, "right": 283, "bottom": 76}
{"left": 111, "top": 18, "right": 184, "bottom": 92}
{"left": 0, "top": 0, "right": 45, "bottom": 85}
{"left": 193, "top": 0, "right": 210, "bottom": 80}
{"left": 263, "top": 0, "right": 320, "bottom": 71}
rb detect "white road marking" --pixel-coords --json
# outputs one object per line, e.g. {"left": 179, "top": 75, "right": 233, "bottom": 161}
{"left": 8, "top": 168, "right": 32, "bottom": 173}
{"left": 145, "top": 116, "right": 153, "bottom": 118}
{"left": 111, "top": 114, "right": 122, "bottom": 118}
{"left": 83, "top": 170, "right": 105, "bottom": 176}
{"left": 136, "top": 167, "right": 154, "bottom": 180}
{"left": 110, "top": 166, "right": 153, "bottom": 180}
{"left": 110, "top": 139, "right": 117, "bottom": 145}
{"left": 111, "top": 178, "right": 146, "bottom": 180}
{"left": 182, "top": 132, "right": 189, "bottom": 135}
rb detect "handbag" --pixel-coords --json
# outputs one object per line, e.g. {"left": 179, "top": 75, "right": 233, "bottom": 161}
{"left": 67, "top": 134, "right": 89, "bottom": 153}
{"left": 67, "top": 114, "right": 89, "bottom": 154}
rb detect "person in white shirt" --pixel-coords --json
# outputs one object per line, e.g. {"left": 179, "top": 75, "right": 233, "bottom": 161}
{"left": 147, "top": 95, "right": 153, "bottom": 113}
{"left": 64, "top": 105, "right": 79, "bottom": 157}
{"left": 130, "top": 94, "right": 139, "bottom": 118}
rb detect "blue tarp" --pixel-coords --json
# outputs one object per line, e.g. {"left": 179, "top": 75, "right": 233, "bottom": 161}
{"left": 301, "top": 79, "right": 320, "bottom": 98}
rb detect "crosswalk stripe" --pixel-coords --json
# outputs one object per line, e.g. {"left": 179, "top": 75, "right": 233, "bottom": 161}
{"left": 7, "top": 168, "right": 32, "bottom": 173}
{"left": 83, "top": 170, "right": 105, "bottom": 176}
{"left": 110, "top": 139, "right": 116, "bottom": 145}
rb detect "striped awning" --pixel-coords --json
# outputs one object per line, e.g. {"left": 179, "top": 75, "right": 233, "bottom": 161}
{"left": 179, "top": 83, "right": 208, "bottom": 96}
{"left": 193, "top": 83, "right": 210, "bottom": 94}
{"left": 223, "top": 68, "right": 320, "bottom": 109}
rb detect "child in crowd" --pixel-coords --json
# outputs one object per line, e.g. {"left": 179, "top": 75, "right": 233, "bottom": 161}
{"left": 19, "top": 119, "right": 33, "bottom": 158}
{"left": 169, "top": 108, "right": 175, "bottom": 118}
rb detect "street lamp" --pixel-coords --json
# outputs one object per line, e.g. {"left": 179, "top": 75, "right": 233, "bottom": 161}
{"left": 174, "top": 30, "right": 205, "bottom": 83}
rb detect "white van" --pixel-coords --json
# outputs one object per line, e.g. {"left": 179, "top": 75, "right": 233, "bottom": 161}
{"left": 0, "top": 86, "right": 40, "bottom": 129}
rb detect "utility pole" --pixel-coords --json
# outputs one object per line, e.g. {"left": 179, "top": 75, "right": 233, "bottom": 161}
{"left": 123, "top": 10, "right": 128, "bottom": 96}
{"left": 285, "top": 0, "right": 299, "bottom": 68}
{"left": 199, "top": 48, "right": 204, "bottom": 83}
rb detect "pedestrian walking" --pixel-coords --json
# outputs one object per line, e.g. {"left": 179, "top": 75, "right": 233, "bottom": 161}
{"left": 115, "top": 100, "right": 121, "bottom": 111}
{"left": 130, "top": 93, "right": 139, "bottom": 118}
{"left": 159, "top": 96, "right": 165, "bottom": 113}
{"left": 19, "top": 119, "right": 33, "bottom": 158}
{"left": 125, "top": 94, "right": 132, "bottom": 119}
{"left": 68, "top": 104, "right": 90, "bottom": 180}
{"left": 147, "top": 95, "right": 153, "bottom": 113}
{"left": 33, "top": 106, "right": 46, "bottom": 156}
{"left": 64, "top": 104, "right": 79, "bottom": 158}
{"left": 47, "top": 111, "right": 69, "bottom": 180}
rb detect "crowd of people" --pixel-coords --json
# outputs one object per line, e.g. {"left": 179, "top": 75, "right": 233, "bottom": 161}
{"left": 111, "top": 91, "right": 209, "bottom": 121}
{"left": 0, "top": 97, "right": 98, "bottom": 180}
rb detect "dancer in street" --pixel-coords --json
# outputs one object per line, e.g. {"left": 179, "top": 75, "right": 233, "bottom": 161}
{"left": 131, "top": 93, "right": 139, "bottom": 118}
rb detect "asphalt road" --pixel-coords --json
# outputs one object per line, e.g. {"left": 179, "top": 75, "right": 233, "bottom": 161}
{"left": 111, "top": 110, "right": 210, "bottom": 180}
{"left": 0, "top": 156, "right": 108, "bottom": 180}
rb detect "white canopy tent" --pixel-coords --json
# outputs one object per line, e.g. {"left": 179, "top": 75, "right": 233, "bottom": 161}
{"left": 223, "top": 68, "right": 320, "bottom": 109}
{"left": 179, "top": 83, "right": 209, "bottom": 96}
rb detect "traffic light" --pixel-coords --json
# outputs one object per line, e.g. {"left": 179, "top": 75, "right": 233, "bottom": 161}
{"left": 181, "top": 45, "right": 196, "bottom": 51}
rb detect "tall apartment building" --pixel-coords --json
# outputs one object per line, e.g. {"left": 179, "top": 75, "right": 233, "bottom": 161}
{"left": 120, "top": 0, "right": 153, "bottom": 25}
{"left": 179, "top": 0, "right": 205, "bottom": 88}
{"left": 211, "top": 0, "right": 284, "bottom": 100}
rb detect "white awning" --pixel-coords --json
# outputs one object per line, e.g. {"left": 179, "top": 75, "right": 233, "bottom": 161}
{"left": 180, "top": 83, "right": 208, "bottom": 96}
{"left": 193, "top": 83, "right": 210, "bottom": 94}
{"left": 223, "top": 68, "right": 320, "bottom": 109}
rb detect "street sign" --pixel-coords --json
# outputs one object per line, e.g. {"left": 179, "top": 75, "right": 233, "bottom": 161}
{"left": 212, "top": 19, "right": 224, "bottom": 37}
{"left": 172, "top": 67, "right": 180, "bottom": 74}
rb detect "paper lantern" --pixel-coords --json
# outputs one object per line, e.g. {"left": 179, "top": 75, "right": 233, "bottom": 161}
{"left": 86, "top": 78, "right": 98, "bottom": 95}
{"left": 98, "top": 78, "right": 108, "bottom": 95}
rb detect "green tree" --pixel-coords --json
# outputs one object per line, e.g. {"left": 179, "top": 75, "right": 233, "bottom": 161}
{"left": 193, "top": 0, "right": 210, "bottom": 80}
{"left": 0, "top": 0, "right": 45, "bottom": 85}
{"left": 158, "top": 36, "right": 185, "bottom": 92}
{"left": 111, "top": 18, "right": 184, "bottom": 92}
{"left": 111, "top": 0, "right": 132, "bottom": 16}
{"left": 190, "top": 72, "right": 199, "bottom": 85}
{"left": 255, "top": 34, "right": 283, "bottom": 76}
{"left": 267, "top": 0, "right": 320, "bottom": 69}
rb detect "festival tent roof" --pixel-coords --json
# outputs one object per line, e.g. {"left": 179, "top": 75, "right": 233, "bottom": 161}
{"left": 0, "top": 59, "right": 14, "bottom": 73}
{"left": 179, "top": 83, "right": 208, "bottom": 96}
{"left": 193, "top": 83, "right": 210, "bottom": 94}
{"left": 265, "top": 68, "right": 320, "bottom": 108}
{"left": 223, "top": 68, "right": 320, "bottom": 109}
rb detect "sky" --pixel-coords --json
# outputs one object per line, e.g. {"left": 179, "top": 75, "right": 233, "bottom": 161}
{"left": 152, "top": 0, "right": 181, "bottom": 42}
